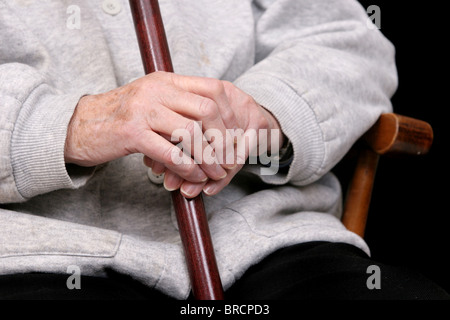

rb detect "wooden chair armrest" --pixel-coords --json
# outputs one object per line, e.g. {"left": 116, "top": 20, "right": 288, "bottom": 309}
{"left": 363, "top": 113, "right": 433, "bottom": 156}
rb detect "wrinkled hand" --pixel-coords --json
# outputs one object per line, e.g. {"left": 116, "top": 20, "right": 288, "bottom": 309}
{"left": 65, "top": 71, "right": 283, "bottom": 197}
{"left": 140, "top": 73, "right": 284, "bottom": 197}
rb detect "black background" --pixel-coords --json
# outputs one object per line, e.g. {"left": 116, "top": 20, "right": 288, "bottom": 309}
{"left": 355, "top": 1, "right": 449, "bottom": 294}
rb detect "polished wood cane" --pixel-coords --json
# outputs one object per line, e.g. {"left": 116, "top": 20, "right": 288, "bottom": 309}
{"left": 129, "top": 0, "right": 224, "bottom": 300}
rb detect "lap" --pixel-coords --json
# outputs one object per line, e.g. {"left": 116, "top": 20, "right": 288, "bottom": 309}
{"left": 226, "top": 241, "right": 449, "bottom": 300}
{"left": 0, "top": 242, "right": 448, "bottom": 300}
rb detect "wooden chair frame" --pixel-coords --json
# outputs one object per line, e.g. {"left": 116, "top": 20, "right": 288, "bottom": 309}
{"left": 341, "top": 113, "right": 433, "bottom": 237}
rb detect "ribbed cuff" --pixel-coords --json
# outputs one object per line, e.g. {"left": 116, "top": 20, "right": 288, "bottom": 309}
{"left": 234, "top": 73, "right": 325, "bottom": 185}
{"left": 11, "top": 85, "right": 95, "bottom": 200}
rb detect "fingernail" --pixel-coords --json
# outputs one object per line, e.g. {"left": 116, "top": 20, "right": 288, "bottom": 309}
{"left": 163, "top": 174, "right": 180, "bottom": 192}
{"left": 203, "top": 184, "right": 216, "bottom": 196}
{"left": 224, "top": 163, "right": 237, "bottom": 170}
{"left": 197, "top": 171, "right": 208, "bottom": 182}
{"left": 181, "top": 184, "right": 197, "bottom": 197}
{"left": 163, "top": 181, "right": 177, "bottom": 192}
{"left": 216, "top": 164, "right": 227, "bottom": 178}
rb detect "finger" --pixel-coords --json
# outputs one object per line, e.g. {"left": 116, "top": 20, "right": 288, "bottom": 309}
{"left": 163, "top": 169, "right": 206, "bottom": 198}
{"left": 202, "top": 164, "right": 244, "bottom": 196}
{"left": 148, "top": 107, "right": 227, "bottom": 180}
{"left": 202, "top": 127, "right": 260, "bottom": 196}
{"left": 158, "top": 89, "right": 236, "bottom": 170}
{"left": 143, "top": 155, "right": 153, "bottom": 168}
{"left": 168, "top": 75, "right": 238, "bottom": 168}
{"left": 180, "top": 180, "right": 207, "bottom": 199}
{"left": 152, "top": 161, "right": 166, "bottom": 175}
{"left": 232, "top": 127, "right": 257, "bottom": 166}
{"left": 163, "top": 170, "right": 183, "bottom": 192}
{"left": 143, "top": 155, "right": 166, "bottom": 174}
{"left": 171, "top": 75, "right": 239, "bottom": 130}
{"left": 172, "top": 120, "right": 228, "bottom": 180}
{"left": 136, "top": 130, "right": 208, "bottom": 183}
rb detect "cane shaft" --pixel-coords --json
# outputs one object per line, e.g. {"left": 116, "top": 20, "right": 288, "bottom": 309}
{"left": 129, "top": 0, "right": 224, "bottom": 300}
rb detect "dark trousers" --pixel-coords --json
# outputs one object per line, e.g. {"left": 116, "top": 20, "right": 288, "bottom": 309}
{"left": 0, "top": 242, "right": 448, "bottom": 300}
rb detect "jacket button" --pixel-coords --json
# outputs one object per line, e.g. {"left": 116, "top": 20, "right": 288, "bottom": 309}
{"left": 102, "top": 0, "right": 122, "bottom": 16}
{"left": 147, "top": 168, "right": 165, "bottom": 185}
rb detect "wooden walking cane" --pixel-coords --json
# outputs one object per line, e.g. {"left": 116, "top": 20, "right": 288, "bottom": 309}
{"left": 129, "top": 0, "right": 225, "bottom": 300}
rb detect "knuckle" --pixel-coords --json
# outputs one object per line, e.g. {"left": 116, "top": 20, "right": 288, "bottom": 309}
{"left": 221, "top": 80, "right": 235, "bottom": 95}
{"left": 172, "top": 160, "right": 196, "bottom": 180}
{"left": 222, "top": 108, "right": 236, "bottom": 126}
{"left": 184, "top": 120, "right": 197, "bottom": 138}
{"left": 243, "top": 94, "right": 256, "bottom": 106}
{"left": 198, "top": 98, "right": 218, "bottom": 119}
{"left": 222, "top": 80, "right": 241, "bottom": 96}
{"left": 183, "top": 163, "right": 196, "bottom": 178}
{"left": 144, "top": 71, "right": 172, "bottom": 91}
{"left": 208, "top": 78, "right": 225, "bottom": 95}
{"left": 261, "top": 115, "right": 270, "bottom": 130}
{"left": 221, "top": 80, "right": 233, "bottom": 88}
{"left": 150, "top": 70, "right": 169, "bottom": 80}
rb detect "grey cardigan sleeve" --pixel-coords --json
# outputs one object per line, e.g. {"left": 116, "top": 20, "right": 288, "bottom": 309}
{"left": 0, "top": 3, "right": 93, "bottom": 203}
{"left": 235, "top": 0, "right": 398, "bottom": 186}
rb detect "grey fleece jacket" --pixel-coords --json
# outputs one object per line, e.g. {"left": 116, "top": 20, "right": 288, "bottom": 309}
{"left": 0, "top": 0, "right": 397, "bottom": 299}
